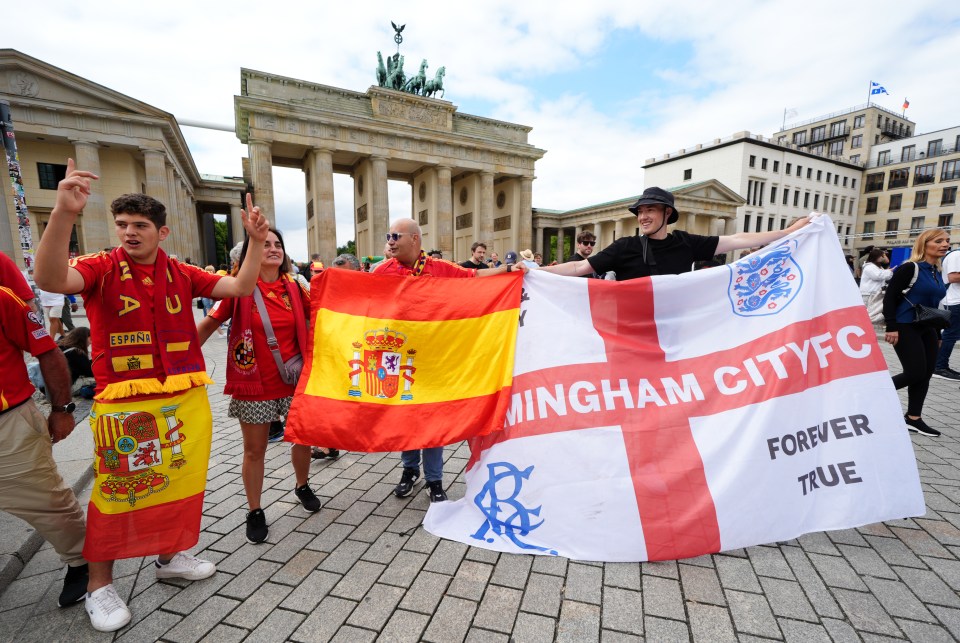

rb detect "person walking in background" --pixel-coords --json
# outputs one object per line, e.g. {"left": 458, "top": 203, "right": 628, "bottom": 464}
{"left": 198, "top": 228, "right": 319, "bottom": 545}
{"left": 37, "top": 287, "right": 66, "bottom": 340}
{"left": 932, "top": 244, "right": 960, "bottom": 381}
{"left": 883, "top": 229, "right": 951, "bottom": 437}
{"left": 859, "top": 248, "right": 892, "bottom": 325}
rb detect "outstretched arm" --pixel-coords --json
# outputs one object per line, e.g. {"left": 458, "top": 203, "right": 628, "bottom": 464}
{"left": 34, "top": 159, "right": 98, "bottom": 294}
{"left": 476, "top": 263, "right": 528, "bottom": 277}
{"left": 210, "top": 193, "right": 270, "bottom": 299}
{"left": 715, "top": 215, "right": 812, "bottom": 255}
{"left": 539, "top": 260, "right": 594, "bottom": 277}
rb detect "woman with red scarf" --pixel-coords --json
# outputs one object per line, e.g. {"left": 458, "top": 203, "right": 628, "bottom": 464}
{"left": 198, "top": 229, "right": 317, "bottom": 544}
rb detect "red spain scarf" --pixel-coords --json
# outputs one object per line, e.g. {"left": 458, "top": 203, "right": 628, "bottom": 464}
{"left": 224, "top": 274, "right": 308, "bottom": 397}
{"left": 95, "top": 247, "right": 211, "bottom": 400}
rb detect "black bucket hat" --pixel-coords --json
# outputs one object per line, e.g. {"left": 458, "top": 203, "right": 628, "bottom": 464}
{"left": 628, "top": 187, "right": 680, "bottom": 224}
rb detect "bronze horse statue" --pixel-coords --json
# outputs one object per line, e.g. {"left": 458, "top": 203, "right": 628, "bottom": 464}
{"left": 404, "top": 59, "right": 428, "bottom": 95}
{"left": 422, "top": 67, "right": 445, "bottom": 99}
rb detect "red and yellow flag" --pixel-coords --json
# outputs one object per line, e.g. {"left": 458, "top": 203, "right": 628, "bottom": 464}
{"left": 285, "top": 269, "right": 522, "bottom": 452}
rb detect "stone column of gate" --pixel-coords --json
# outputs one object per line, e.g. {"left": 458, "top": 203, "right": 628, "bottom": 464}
{"left": 370, "top": 156, "right": 390, "bottom": 249}
{"left": 535, "top": 225, "right": 544, "bottom": 255}
{"left": 248, "top": 139, "right": 275, "bottom": 224}
{"left": 556, "top": 227, "right": 566, "bottom": 262}
{"left": 519, "top": 177, "right": 533, "bottom": 252}
{"left": 436, "top": 165, "right": 453, "bottom": 255}
{"left": 593, "top": 222, "right": 603, "bottom": 244}
{"left": 724, "top": 216, "right": 738, "bottom": 235}
{"left": 614, "top": 218, "right": 624, "bottom": 240}
{"left": 71, "top": 139, "right": 109, "bottom": 252}
{"left": 311, "top": 148, "right": 337, "bottom": 263}
{"left": 686, "top": 212, "right": 697, "bottom": 234}
{"left": 479, "top": 171, "right": 495, "bottom": 243}
{"left": 230, "top": 203, "right": 244, "bottom": 255}
{"left": 142, "top": 148, "right": 171, "bottom": 228}
{"left": 165, "top": 165, "right": 182, "bottom": 257}
{"left": 178, "top": 180, "right": 198, "bottom": 261}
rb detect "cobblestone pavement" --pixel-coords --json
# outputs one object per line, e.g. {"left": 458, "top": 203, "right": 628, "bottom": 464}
{"left": 2, "top": 331, "right": 960, "bottom": 642}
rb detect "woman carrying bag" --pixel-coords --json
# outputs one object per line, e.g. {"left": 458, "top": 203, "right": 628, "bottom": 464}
{"left": 860, "top": 248, "right": 892, "bottom": 325}
{"left": 198, "top": 228, "right": 319, "bottom": 544}
{"left": 883, "top": 229, "right": 951, "bottom": 437}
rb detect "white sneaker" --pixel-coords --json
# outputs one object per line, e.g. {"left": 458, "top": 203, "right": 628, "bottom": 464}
{"left": 155, "top": 552, "right": 216, "bottom": 581}
{"left": 85, "top": 584, "right": 131, "bottom": 632}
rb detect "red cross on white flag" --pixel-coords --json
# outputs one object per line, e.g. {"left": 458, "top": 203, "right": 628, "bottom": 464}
{"left": 424, "top": 216, "right": 925, "bottom": 562}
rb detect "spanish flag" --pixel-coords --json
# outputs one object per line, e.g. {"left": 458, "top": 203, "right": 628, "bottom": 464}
{"left": 285, "top": 269, "right": 522, "bottom": 452}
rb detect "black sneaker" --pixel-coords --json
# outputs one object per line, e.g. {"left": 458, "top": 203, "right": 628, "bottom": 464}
{"left": 268, "top": 420, "right": 285, "bottom": 442}
{"left": 295, "top": 484, "right": 322, "bottom": 513}
{"left": 932, "top": 368, "right": 960, "bottom": 381}
{"left": 905, "top": 415, "right": 941, "bottom": 437}
{"left": 426, "top": 480, "right": 448, "bottom": 503}
{"left": 246, "top": 508, "right": 268, "bottom": 544}
{"left": 311, "top": 447, "right": 327, "bottom": 460}
{"left": 326, "top": 448, "right": 340, "bottom": 460}
{"left": 58, "top": 563, "right": 89, "bottom": 607}
{"left": 394, "top": 467, "right": 420, "bottom": 498}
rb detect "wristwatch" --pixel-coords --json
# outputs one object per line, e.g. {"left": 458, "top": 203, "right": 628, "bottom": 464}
{"left": 51, "top": 402, "right": 76, "bottom": 414}
{"left": 506, "top": 264, "right": 513, "bottom": 272}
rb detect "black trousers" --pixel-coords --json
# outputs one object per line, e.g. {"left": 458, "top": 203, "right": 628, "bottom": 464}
{"left": 891, "top": 323, "right": 940, "bottom": 417}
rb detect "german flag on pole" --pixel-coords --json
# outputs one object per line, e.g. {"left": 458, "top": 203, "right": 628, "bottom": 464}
{"left": 285, "top": 269, "right": 523, "bottom": 452}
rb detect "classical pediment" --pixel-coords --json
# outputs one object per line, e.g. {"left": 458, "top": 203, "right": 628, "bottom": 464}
{"left": 670, "top": 179, "right": 745, "bottom": 206}
{"left": 0, "top": 49, "right": 171, "bottom": 120}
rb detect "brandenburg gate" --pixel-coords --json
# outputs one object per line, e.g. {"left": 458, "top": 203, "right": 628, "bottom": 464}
{"left": 234, "top": 69, "right": 545, "bottom": 261}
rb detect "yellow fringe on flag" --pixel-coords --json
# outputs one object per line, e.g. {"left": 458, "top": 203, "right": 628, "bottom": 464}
{"left": 96, "top": 373, "right": 214, "bottom": 400}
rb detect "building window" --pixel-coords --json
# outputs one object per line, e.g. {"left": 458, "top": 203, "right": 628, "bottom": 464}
{"left": 834, "top": 175, "right": 839, "bottom": 185}
{"left": 804, "top": 192, "right": 811, "bottom": 208}
{"left": 683, "top": 168, "right": 692, "bottom": 180}
{"left": 831, "top": 196, "right": 838, "bottom": 213}
{"left": 773, "top": 161, "right": 780, "bottom": 172}
{"left": 877, "top": 150, "right": 890, "bottom": 165}
{"left": 865, "top": 197, "right": 878, "bottom": 214}
{"left": 943, "top": 186, "right": 958, "bottom": 205}
{"left": 850, "top": 155, "right": 860, "bottom": 164}
{"left": 826, "top": 172, "right": 831, "bottom": 182}
{"left": 37, "top": 163, "right": 68, "bottom": 190}
{"left": 863, "top": 221, "right": 875, "bottom": 239}
{"left": 853, "top": 115, "right": 865, "bottom": 129}
{"left": 939, "top": 213, "right": 953, "bottom": 228}
{"left": 840, "top": 197, "right": 846, "bottom": 213}
{"left": 849, "top": 201, "right": 854, "bottom": 216}
{"left": 809, "top": 144, "right": 825, "bottom": 155}
{"left": 813, "top": 194, "right": 820, "bottom": 210}
{"left": 886, "top": 219, "right": 898, "bottom": 233}
{"left": 828, "top": 141, "right": 844, "bottom": 156}
{"left": 942, "top": 160, "right": 960, "bottom": 181}
{"left": 743, "top": 214, "right": 751, "bottom": 232}
{"left": 851, "top": 134, "right": 863, "bottom": 149}
{"left": 796, "top": 165, "right": 802, "bottom": 177}
{"left": 865, "top": 173, "right": 885, "bottom": 192}
{"left": 888, "top": 168, "right": 909, "bottom": 189}
{"left": 812, "top": 126, "right": 826, "bottom": 142}
{"left": 851, "top": 178, "right": 857, "bottom": 189}
{"left": 783, "top": 188, "right": 789, "bottom": 205}
{"left": 793, "top": 191, "right": 800, "bottom": 207}
{"left": 915, "top": 191, "right": 929, "bottom": 208}
{"left": 914, "top": 163, "right": 936, "bottom": 186}
{"left": 785, "top": 163, "right": 792, "bottom": 174}
{"left": 829, "top": 121, "right": 846, "bottom": 137}
{"left": 889, "top": 194, "right": 902, "bottom": 211}
{"left": 768, "top": 218, "right": 775, "bottom": 231}
{"left": 755, "top": 216, "right": 763, "bottom": 232}
{"left": 843, "top": 176, "right": 848, "bottom": 187}
{"left": 762, "top": 158, "right": 768, "bottom": 170}
{"left": 807, "top": 168, "right": 813, "bottom": 179}
{"left": 901, "top": 145, "right": 915, "bottom": 162}
{"left": 928, "top": 139, "right": 943, "bottom": 157}
{"left": 910, "top": 216, "right": 925, "bottom": 235}
{"left": 770, "top": 186, "right": 777, "bottom": 203}
{"left": 793, "top": 131, "right": 807, "bottom": 145}
{"left": 749, "top": 155, "right": 756, "bottom": 168}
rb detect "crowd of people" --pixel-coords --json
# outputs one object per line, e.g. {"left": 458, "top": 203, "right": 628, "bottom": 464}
{"left": 1, "top": 163, "right": 958, "bottom": 634}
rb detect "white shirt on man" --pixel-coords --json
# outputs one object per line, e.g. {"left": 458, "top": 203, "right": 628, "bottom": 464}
{"left": 859, "top": 262, "right": 893, "bottom": 295}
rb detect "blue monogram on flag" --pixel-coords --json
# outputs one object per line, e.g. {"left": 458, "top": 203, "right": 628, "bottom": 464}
{"left": 471, "top": 462, "right": 557, "bottom": 555}
{"left": 728, "top": 240, "right": 803, "bottom": 317}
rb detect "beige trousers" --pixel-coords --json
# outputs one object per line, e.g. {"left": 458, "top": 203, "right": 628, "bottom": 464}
{"left": 0, "top": 399, "right": 86, "bottom": 566}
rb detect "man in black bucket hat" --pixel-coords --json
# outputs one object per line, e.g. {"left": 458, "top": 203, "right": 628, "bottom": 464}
{"left": 543, "top": 186, "right": 811, "bottom": 280}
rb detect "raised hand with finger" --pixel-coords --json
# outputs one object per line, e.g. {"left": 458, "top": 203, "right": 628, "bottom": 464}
{"left": 241, "top": 193, "right": 270, "bottom": 243}
{"left": 53, "top": 158, "right": 99, "bottom": 219}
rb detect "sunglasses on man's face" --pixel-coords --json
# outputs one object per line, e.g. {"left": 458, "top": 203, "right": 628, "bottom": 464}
{"left": 581, "top": 241, "right": 596, "bottom": 246}
{"left": 385, "top": 233, "right": 409, "bottom": 242}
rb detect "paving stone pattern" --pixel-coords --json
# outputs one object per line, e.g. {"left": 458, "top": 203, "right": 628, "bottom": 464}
{"left": 2, "top": 334, "right": 960, "bottom": 641}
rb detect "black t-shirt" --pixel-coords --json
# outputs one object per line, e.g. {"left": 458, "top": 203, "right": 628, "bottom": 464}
{"left": 566, "top": 252, "right": 599, "bottom": 278}
{"left": 588, "top": 231, "right": 720, "bottom": 280}
{"left": 460, "top": 260, "right": 488, "bottom": 270}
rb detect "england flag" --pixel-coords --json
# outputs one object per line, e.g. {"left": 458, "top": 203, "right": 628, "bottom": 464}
{"left": 424, "top": 215, "right": 925, "bottom": 562}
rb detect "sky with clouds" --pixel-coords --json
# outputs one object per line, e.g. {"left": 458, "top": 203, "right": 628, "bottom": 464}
{"left": 9, "top": 0, "right": 960, "bottom": 261}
